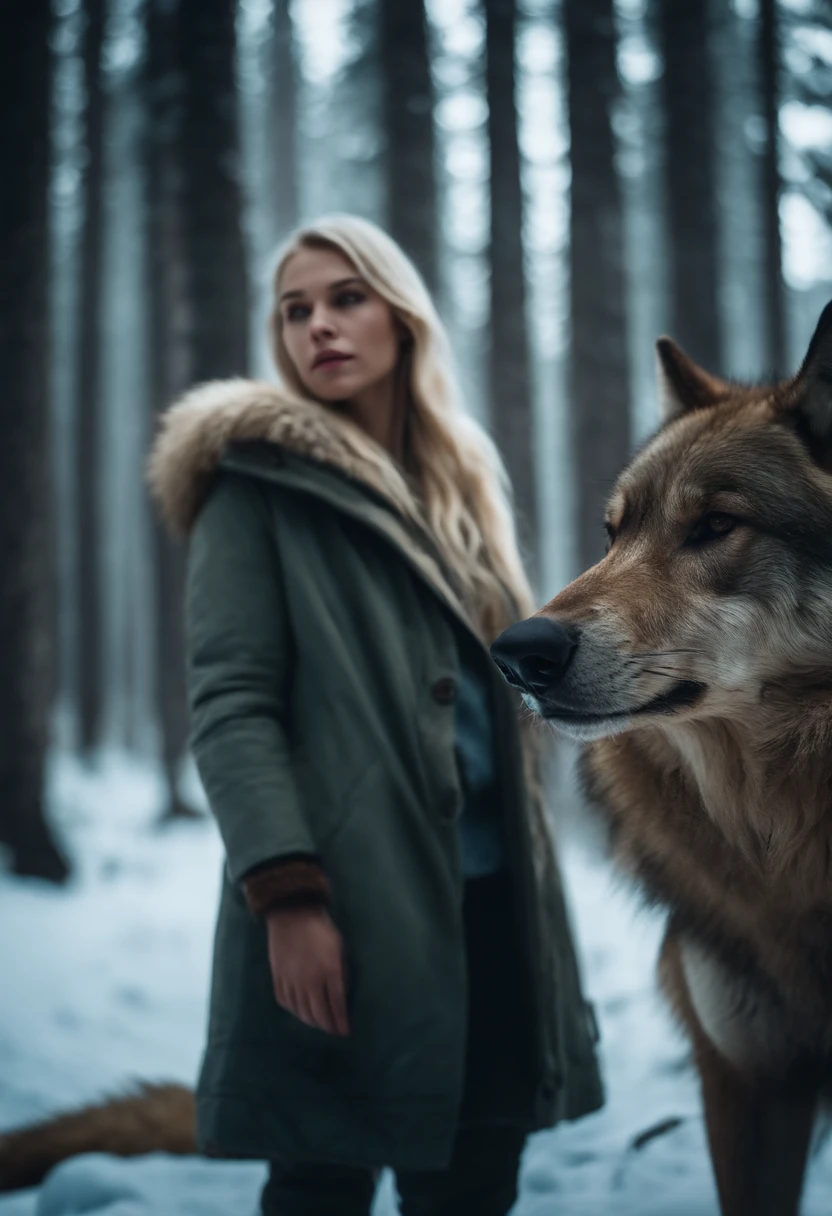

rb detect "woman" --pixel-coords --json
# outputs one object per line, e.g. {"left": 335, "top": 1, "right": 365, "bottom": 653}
{"left": 149, "top": 214, "right": 603, "bottom": 1215}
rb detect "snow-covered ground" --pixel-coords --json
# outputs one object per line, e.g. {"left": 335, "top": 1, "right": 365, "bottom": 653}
{"left": 2, "top": 751, "right": 832, "bottom": 1216}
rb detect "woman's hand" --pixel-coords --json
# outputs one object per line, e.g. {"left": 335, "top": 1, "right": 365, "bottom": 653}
{"left": 265, "top": 905, "right": 350, "bottom": 1037}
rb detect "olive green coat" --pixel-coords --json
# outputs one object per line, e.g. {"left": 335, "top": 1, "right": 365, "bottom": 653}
{"left": 149, "top": 379, "right": 603, "bottom": 1170}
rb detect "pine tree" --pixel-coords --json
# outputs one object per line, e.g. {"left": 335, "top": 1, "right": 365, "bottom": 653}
{"left": 655, "top": 0, "right": 723, "bottom": 370}
{"left": 563, "top": 0, "right": 632, "bottom": 572}
{"left": 483, "top": 0, "right": 539, "bottom": 580}
{"left": 268, "top": 0, "right": 300, "bottom": 246}
{"left": 179, "top": 0, "right": 250, "bottom": 381}
{"left": 378, "top": 0, "right": 439, "bottom": 294}
{"left": 142, "top": 0, "right": 194, "bottom": 821}
{"left": 0, "top": 1, "right": 70, "bottom": 880}
{"left": 142, "top": 0, "right": 250, "bottom": 820}
{"left": 758, "top": 0, "right": 787, "bottom": 373}
{"left": 76, "top": 0, "right": 107, "bottom": 755}
{"left": 323, "top": 0, "right": 383, "bottom": 222}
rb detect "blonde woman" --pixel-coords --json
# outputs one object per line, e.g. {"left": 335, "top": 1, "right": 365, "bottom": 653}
{"left": 149, "top": 215, "right": 603, "bottom": 1215}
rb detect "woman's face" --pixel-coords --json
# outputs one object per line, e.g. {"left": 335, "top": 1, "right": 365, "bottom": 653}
{"left": 278, "top": 246, "right": 403, "bottom": 405}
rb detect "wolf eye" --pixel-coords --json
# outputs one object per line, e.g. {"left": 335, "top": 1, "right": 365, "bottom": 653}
{"left": 687, "top": 513, "right": 738, "bottom": 546}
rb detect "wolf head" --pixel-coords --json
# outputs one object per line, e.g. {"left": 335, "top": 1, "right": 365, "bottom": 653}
{"left": 492, "top": 302, "right": 832, "bottom": 745}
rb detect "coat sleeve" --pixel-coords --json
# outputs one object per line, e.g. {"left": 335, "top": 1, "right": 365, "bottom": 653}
{"left": 186, "top": 470, "right": 318, "bottom": 884}
{"left": 242, "top": 855, "right": 330, "bottom": 916}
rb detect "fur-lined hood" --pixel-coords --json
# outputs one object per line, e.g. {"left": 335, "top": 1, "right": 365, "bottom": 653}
{"left": 147, "top": 377, "right": 482, "bottom": 632}
{"left": 147, "top": 378, "right": 430, "bottom": 540}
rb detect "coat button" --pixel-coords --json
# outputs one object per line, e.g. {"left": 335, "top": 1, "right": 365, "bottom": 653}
{"left": 431, "top": 677, "right": 456, "bottom": 706}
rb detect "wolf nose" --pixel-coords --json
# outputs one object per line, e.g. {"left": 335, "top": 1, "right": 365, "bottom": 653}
{"left": 490, "top": 618, "right": 579, "bottom": 694}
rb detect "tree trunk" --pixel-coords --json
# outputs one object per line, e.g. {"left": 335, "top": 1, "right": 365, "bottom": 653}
{"left": 269, "top": 0, "right": 299, "bottom": 247}
{"left": 758, "top": 0, "right": 787, "bottom": 376}
{"left": 179, "top": 0, "right": 250, "bottom": 382}
{"left": 0, "top": 1, "right": 70, "bottom": 881}
{"left": 76, "top": 0, "right": 106, "bottom": 756}
{"left": 656, "top": 0, "right": 723, "bottom": 371}
{"left": 142, "top": 0, "right": 195, "bottom": 822}
{"left": 378, "top": 0, "right": 438, "bottom": 294}
{"left": 143, "top": 0, "right": 250, "bottom": 821}
{"left": 563, "top": 0, "right": 632, "bottom": 573}
{"left": 325, "top": 0, "right": 383, "bottom": 222}
{"left": 483, "top": 0, "right": 539, "bottom": 583}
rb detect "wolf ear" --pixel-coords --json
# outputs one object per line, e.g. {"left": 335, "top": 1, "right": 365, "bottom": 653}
{"left": 790, "top": 300, "right": 832, "bottom": 451}
{"left": 655, "top": 338, "right": 731, "bottom": 423}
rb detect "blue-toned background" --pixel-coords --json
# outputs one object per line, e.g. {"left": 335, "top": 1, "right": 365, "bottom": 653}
{"left": 2, "top": 1, "right": 832, "bottom": 1212}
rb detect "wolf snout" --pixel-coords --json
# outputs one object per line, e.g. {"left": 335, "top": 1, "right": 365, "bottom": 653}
{"left": 490, "top": 617, "right": 579, "bottom": 694}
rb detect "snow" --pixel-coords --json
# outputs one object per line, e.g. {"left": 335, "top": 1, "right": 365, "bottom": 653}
{"left": 2, "top": 751, "right": 832, "bottom": 1215}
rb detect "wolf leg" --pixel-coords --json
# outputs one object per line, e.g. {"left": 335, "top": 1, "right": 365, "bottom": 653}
{"left": 659, "top": 931, "right": 817, "bottom": 1216}
{"left": 695, "top": 1035, "right": 816, "bottom": 1216}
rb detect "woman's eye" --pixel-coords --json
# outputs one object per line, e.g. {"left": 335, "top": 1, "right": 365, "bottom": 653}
{"left": 334, "top": 290, "right": 365, "bottom": 308}
{"left": 686, "top": 513, "right": 738, "bottom": 545}
{"left": 285, "top": 303, "right": 311, "bottom": 323}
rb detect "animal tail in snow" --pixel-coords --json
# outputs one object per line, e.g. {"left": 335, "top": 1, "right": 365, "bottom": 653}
{"left": 0, "top": 1083, "right": 195, "bottom": 1192}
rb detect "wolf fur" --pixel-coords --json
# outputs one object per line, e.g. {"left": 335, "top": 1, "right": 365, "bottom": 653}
{"left": 491, "top": 301, "right": 832, "bottom": 1216}
{"left": 0, "top": 1085, "right": 194, "bottom": 1191}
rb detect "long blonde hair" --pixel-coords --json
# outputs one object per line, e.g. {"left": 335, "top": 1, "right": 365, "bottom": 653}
{"left": 269, "top": 214, "right": 533, "bottom": 641}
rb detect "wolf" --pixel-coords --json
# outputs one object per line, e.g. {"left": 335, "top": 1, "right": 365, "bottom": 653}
{"left": 490, "top": 300, "right": 832, "bottom": 1216}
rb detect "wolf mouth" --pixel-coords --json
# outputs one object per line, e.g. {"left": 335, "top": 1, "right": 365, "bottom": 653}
{"left": 539, "top": 679, "right": 707, "bottom": 724}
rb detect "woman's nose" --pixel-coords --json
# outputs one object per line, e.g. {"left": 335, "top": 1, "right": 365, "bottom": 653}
{"left": 309, "top": 307, "right": 336, "bottom": 339}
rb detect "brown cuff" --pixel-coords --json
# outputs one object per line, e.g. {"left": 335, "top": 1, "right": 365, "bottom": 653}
{"left": 242, "top": 858, "right": 330, "bottom": 917}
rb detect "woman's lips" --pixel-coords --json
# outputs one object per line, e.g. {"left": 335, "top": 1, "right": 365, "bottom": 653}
{"left": 312, "top": 353, "right": 353, "bottom": 370}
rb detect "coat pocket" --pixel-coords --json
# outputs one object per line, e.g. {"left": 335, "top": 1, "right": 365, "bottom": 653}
{"left": 315, "top": 759, "right": 383, "bottom": 852}
{"left": 290, "top": 752, "right": 376, "bottom": 850}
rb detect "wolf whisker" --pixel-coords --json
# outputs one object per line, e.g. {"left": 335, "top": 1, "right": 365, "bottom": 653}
{"left": 630, "top": 649, "right": 703, "bottom": 658}
{"left": 640, "top": 668, "right": 696, "bottom": 681}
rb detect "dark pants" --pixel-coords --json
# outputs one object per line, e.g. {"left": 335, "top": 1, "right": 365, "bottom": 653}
{"left": 260, "top": 870, "right": 534, "bottom": 1216}
{"left": 260, "top": 1124, "right": 527, "bottom": 1215}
